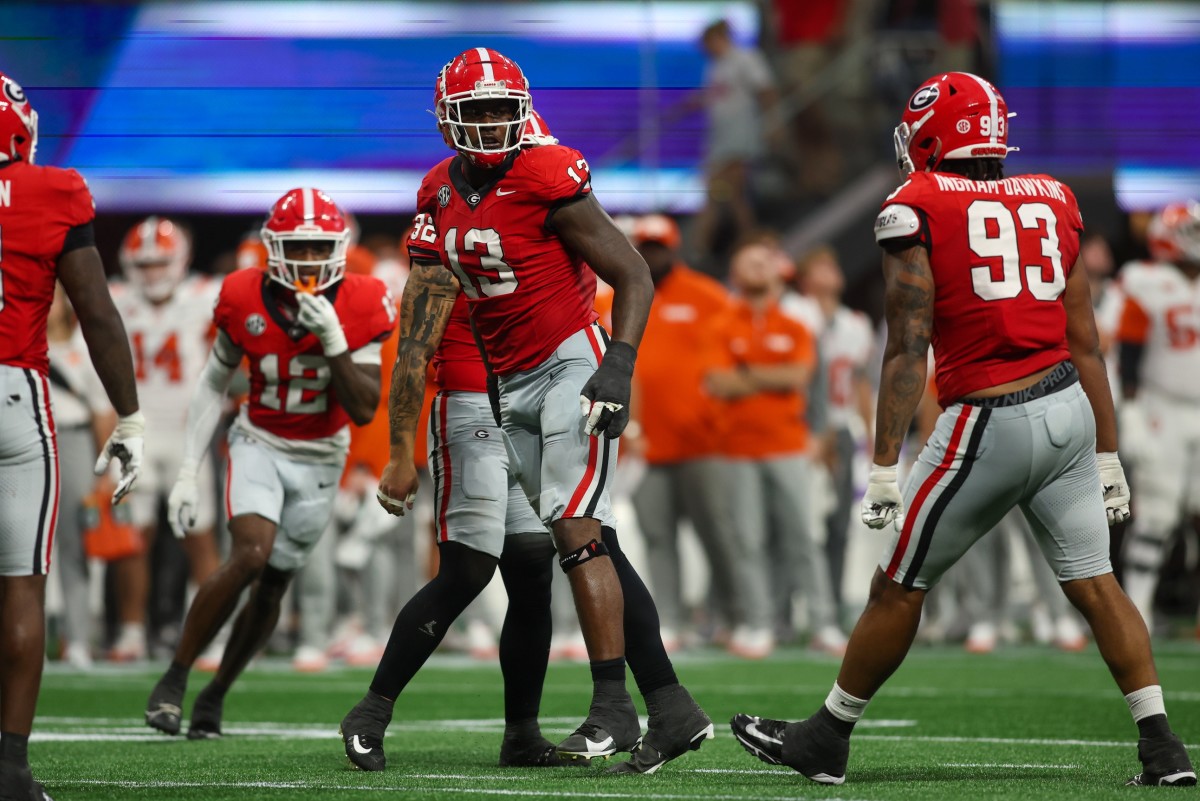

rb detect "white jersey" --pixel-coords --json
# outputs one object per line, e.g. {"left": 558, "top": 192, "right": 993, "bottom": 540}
{"left": 1093, "top": 277, "right": 1124, "bottom": 404}
{"left": 822, "top": 306, "right": 874, "bottom": 430}
{"left": 1116, "top": 261, "right": 1200, "bottom": 402}
{"left": 47, "top": 327, "right": 111, "bottom": 429}
{"left": 111, "top": 274, "right": 222, "bottom": 437}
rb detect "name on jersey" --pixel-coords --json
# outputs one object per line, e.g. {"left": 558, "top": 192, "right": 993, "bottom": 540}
{"left": 0, "top": 180, "right": 9, "bottom": 207}
{"left": 933, "top": 174, "right": 1066, "bottom": 202}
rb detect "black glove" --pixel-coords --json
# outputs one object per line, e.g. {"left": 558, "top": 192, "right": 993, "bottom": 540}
{"left": 579, "top": 340, "right": 636, "bottom": 439}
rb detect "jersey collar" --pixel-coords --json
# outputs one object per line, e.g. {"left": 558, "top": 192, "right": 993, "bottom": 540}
{"left": 449, "top": 151, "right": 518, "bottom": 210}
{"left": 259, "top": 272, "right": 342, "bottom": 342}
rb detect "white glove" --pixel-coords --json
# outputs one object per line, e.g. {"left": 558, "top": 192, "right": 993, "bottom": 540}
{"left": 167, "top": 458, "right": 201, "bottom": 539}
{"left": 94, "top": 411, "right": 144, "bottom": 505}
{"left": 295, "top": 291, "right": 348, "bottom": 357}
{"left": 1096, "top": 452, "right": 1131, "bottom": 526}
{"left": 861, "top": 463, "right": 905, "bottom": 531}
{"left": 1118, "top": 400, "right": 1150, "bottom": 465}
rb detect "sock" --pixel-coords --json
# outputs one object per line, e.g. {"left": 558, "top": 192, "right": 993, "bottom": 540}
{"left": 602, "top": 527, "right": 678, "bottom": 696}
{"left": 200, "top": 677, "right": 230, "bottom": 702}
{"left": 0, "top": 733, "right": 28, "bottom": 768}
{"left": 163, "top": 660, "right": 190, "bottom": 690}
{"left": 590, "top": 657, "right": 626, "bottom": 683}
{"left": 503, "top": 717, "right": 542, "bottom": 743}
{"left": 498, "top": 533, "right": 555, "bottom": 725}
{"left": 369, "top": 543, "right": 496, "bottom": 700}
{"left": 824, "top": 682, "right": 869, "bottom": 733}
{"left": 1126, "top": 685, "right": 1169, "bottom": 738}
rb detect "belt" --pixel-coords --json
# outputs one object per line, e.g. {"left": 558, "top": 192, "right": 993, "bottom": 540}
{"left": 963, "top": 361, "right": 1079, "bottom": 409}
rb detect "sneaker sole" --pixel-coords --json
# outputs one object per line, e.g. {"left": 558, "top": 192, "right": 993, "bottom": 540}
{"left": 145, "top": 708, "right": 181, "bottom": 736}
{"left": 1127, "top": 770, "right": 1197, "bottom": 787}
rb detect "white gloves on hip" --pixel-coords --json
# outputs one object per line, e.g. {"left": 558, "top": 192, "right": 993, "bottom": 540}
{"left": 861, "top": 463, "right": 905, "bottom": 531}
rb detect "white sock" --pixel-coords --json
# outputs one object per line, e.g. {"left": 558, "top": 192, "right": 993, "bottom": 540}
{"left": 1125, "top": 685, "right": 1166, "bottom": 723}
{"left": 825, "top": 682, "right": 869, "bottom": 724}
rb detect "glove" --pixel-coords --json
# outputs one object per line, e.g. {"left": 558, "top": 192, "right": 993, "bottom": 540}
{"left": 1117, "top": 400, "right": 1150, "bottom": 465}
{"left": 1096, "top": 452, "right": 1131, "bottom": 526}
{"left": 167, "top": 458, "right": 200, "bottom": 539}
{"left": 579, "top": 340, "right": 635, "bottom": 439}
{"left": 861, "top": 463, "right": 905, "bottom": 531}
{"left": 295, "top": 291, "right": 348, "bottom": 357}
{"left": 94, "top": 411, "right": 144, "bottom": 505}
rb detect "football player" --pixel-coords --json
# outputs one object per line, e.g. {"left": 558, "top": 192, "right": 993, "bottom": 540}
{"left": 356, "top": 49, "right": 712, "bottom": 774}
{"left": 1116, "top": 202, "right": 1200, "bottom": 632}
{"left": 340, "top": 111, "right": 565, "bottom": 770}
{"left": 0, "top": 70, "right": 142, "bottom": 801}
{"left": 143, "top": 188, "right": 395, "bottom": 740}
{"left": 731, "top": 72, "right": 1196, "bottom": 788}
{"left": 107, "top": 217, "right": 221, "bottom": 662}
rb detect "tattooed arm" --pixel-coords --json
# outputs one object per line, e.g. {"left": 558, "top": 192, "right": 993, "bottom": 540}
{"left": 376, "top": 261, "right": 460, "bottom": 515}
{"left": 873, "top": 244, "right": 935, "bottom": 467}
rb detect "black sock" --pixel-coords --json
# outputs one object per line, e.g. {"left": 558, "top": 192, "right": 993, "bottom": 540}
{"left": 498, "top": 532, "right": 555, "bottom": 725}
{"left": 0, "top": 733, "right": 28, "bottom": 768}
{"left": 369, "top": 543, "right": 497, "bottom": 700}
{"left": 1137, "top": 713, "right": 1171, "bottom": 740}
{"left": 503, "top": 717, "right": 543, "bottom": 743}
{"left": 601, "top": 527, "right": 678, "bottom": 696}
{"left": 200, "top": 678, "right": 229, "bottom": 701}
{"left": 590, "top": 657, "right": 626, "bottom": 683}
{"left": 816, "top": 705, "right": 856, "bottom": 738}
{"left": 164, "top": 660, "right": 190, "bottom": 689}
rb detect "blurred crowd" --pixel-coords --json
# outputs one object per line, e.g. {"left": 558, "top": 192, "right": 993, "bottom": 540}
{"left": 44, "top": 196, "right": 1200, "bottom": 673}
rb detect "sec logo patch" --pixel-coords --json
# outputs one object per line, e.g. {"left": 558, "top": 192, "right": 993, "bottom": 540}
{"left": 438, "top": 185, "right": 451, "bottom": 208}
{"left": 245, "top": 313, "right": 267, "bottom": 336}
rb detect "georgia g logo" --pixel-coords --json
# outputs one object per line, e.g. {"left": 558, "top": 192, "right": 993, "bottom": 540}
{"left": 2, "top": 77, "right": 27, "bottom": 105}
{"left": 908, "top": 85, "right": 939, "bottom": 112}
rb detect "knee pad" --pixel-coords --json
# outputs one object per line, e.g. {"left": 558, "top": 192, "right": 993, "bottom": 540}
{"left": 559, "top": 538, "right": 609, "bottom": 573}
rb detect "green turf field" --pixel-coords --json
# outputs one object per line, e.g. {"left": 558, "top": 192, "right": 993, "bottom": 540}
{"left": 30, "top": 642, "right": 1200, "bottom": 800}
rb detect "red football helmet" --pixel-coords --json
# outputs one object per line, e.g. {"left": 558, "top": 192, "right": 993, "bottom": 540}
{"left": 260, "top": 188, "right": 350, "bottom": 293}
{"left": 119, "top": 216, "right": 192, "bottom": 302}
{"left": 0, "top": 71, "right": 38, "bottom": 164}
{"left": 435, "top": 48, "right": 531, "bottom": 167}
{"left": 1148, "top": 201, "right": 1200, "bottom": 264}
{"left": 521, "top": 109, "right": 557, "bottom": 147}
{"left": 894, "top": 72, "right": 1016, "bottom": 176}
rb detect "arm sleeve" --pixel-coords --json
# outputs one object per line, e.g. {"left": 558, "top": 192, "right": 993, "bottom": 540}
{"left": 60, "top": 221, "right": 96, "bottom": 256}
{"left": 182, "top": 338, "right": 239, "bottom": 468}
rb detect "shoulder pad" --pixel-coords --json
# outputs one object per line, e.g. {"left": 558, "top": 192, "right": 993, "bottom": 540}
{"left": 874, "top": 204, "right": 922, "bottom": 243}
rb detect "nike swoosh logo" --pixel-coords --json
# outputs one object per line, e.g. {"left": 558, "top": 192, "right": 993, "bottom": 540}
{"left": 350, "top": 735, "right": 374, "bottom": 755}
{"left": 495, "top": 188, "right": 516, "bottom": 196}
{"left": 585, "top": 736, "right": 614, "bottom": 754}
{"left": 318, "top": 481, "right": 335, "bottom": 489}
{"left": 744, "top": 721, "right": 782, "bottom": 745}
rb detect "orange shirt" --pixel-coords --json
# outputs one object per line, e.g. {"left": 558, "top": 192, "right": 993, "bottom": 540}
{"left": 713, "top": 299, "right": 816, "bottom": 459}
{"left": 634, "top": 266, "right": 732, "bottom": 463}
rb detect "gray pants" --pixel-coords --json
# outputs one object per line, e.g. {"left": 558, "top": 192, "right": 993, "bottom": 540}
{"left": 727, "top": 454, "right": 837, "bottom": 632}
{"left": 884, "top": 383, "right": 1111, "bottom": 590}
{"left": 823, "top": 427, "right": 856, "bottom": 616}
{"left": 51, "top": 425, "right": 97, "bottom": 647}
{"left": 632, "top": 458, "right": 743, "bottom": 630}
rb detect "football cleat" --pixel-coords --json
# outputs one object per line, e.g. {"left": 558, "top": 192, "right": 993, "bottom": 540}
{"left": 556, "top": 681, "right": 640, "bottom": 763}
{"left": 607, "top": 684, "right": 713, "bottom": 775}
{"left": 499, "top": 736, "right": 581, "bottom": 768}
{"left": 1126, "top": 733, "right": 1197, "bottom": 787}
{"left": 0, "top": 761, "right": 53, "bottom": 801}
{"left": 186, "top": 683, "right": 225, "bottom": 740}
{"left": 731, "top": 712, "right": 849, "bottom": 785}
{"left": 144, "top": 676, "right": 184, "bottom": 736}
{"left": 340, "top": 692, "right": 393, "bottom": 771}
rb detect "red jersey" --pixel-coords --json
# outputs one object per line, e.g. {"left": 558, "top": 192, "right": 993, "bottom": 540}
{"left": 213, "top": 269, "right": 395, "bottom": 441}
{"left": 431, "top": 294, "right": 487, "bottom": 393}
{"left": 0, "top": 161, "right": 95, "bottom": 373}
{"left": 875, "top": 171, "right": 1083, "bottom": 406}
{"left": 409, "top": 145, "right": 598, "bottom": 375}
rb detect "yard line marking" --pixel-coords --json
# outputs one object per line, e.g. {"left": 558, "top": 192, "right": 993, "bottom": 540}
{"left": 944, "top": 763, "right": 1078, "bottom": 769}
{"left": 50, "top": 778, "right": 875, "bottom": 801}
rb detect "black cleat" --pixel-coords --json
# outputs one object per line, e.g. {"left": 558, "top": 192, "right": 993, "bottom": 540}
{"left": 557, "top": 680, "right": 640, "bottom": 763}
{"left": 731, "top": 711, "right": 849, "bottom": 785}
{"left": 499, "top": 736, "right": 582, "bottom": 768}
{"left": 144, "top": 676, "right": 184, "bottom": 736}
{"left": 1126, "top": 733, "right": 1197, "bottom": 787}
{"left": 0, "top": 762, "right": 54, "bottom": 801}
{"left": 341, "top": 691, "right": 393, "bottom": 772}
{"left": 607, "top": 684, "right": 714, "bottom": 775}
{"left": 186, "top": 683, "right": 225, "bottom": 740}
